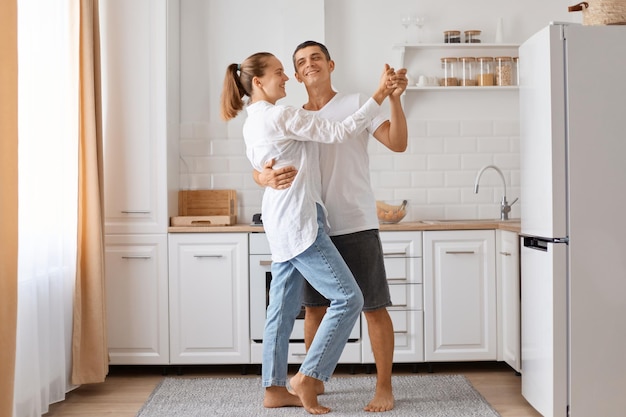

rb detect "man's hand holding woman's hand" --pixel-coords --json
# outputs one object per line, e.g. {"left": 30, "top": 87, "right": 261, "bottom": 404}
{"left": 373, "top": 64, "right": 408, "bottom": 104}
{"left": 390, "top": 68, "right": 408, "bottom": 97}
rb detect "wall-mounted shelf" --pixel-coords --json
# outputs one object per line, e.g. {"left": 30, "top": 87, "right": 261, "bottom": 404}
{"left": 406, "top": 86, "right": 518, "bottom": 91}
{"left": 394, "top": 43, "right": 520, "bottom": 94}
{"left": 394, "top": 43, "right": 520, "bottom": 50}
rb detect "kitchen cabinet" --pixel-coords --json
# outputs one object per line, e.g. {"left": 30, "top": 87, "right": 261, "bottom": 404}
{"left": 105, "top": 235, "right": 169, "bottom": 365}
{"left": 100, "top": 0, "right": 179, "bottom": 235}
{"left": 101, "top": 0, "right": 179, "bottom": 364}
{"left": 423, "top": 230, "right": 497, "bottom": 361}
{"left": 168, "top": 233, "right": 249, "bottom": 364}
{"left": 362, "top": 231, "right": 424, "bottom": 363}
{"left": 393, "top": 43, "right": 519, "bottom": 91}
{"left": 496, "top": 230, "right": 521, "bottom": 373}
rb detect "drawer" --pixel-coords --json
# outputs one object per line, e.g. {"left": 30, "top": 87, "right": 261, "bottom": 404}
{"left": 389, "top": 283, "right": 423, "bottom": 310}
{"left": 384, "top": 257, "right": 423, "bottom": 283}
{"left": 380, "top": 231, "right": 422, "bottom": 255}
{"left": 249, "top": 232, "right": 270, "bottom": 254}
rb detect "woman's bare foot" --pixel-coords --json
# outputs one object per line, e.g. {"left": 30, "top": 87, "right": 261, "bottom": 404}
{"left": 363, "top": 385, "right": 394, "bottom": 412}
{"left": 263, "top": 386, "right": 302, "bottom": 408}
{"left": 289, "top": 378, "right": 325, "bottom": 396}
{"left": 289, "top": 372, "right": 330, "bottom": 415}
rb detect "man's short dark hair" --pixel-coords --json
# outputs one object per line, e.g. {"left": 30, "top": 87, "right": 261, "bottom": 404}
{"left": 292, "top": 41, "right": 331, "bottom": 71}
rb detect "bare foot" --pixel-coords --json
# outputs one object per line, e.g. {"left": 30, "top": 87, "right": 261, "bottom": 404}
{"left": 289, "top": 377, "right": 325, "bottom": 395}
{"left": 363, "top": 386, "right": 394, "bottom": 412}
{"left": 289, "top": 372, "right": 331, "bottom": 415}
{"left": 263, "top": 386, "right": 303, "bottom": 408}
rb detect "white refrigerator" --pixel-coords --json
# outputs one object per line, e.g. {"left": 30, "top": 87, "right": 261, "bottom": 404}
{"left": 519, "top": 23, "right": 626, "bottom": 417}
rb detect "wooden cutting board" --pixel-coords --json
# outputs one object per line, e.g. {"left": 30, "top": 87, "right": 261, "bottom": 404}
{"left": 172, "top": 189, "right": 238, "bottom": 226}
{"left": 170, "top": 215, "right": 237, "bottom": 227}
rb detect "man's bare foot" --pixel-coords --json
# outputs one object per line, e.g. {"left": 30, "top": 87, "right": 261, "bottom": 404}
{"left": 363, "top": 386, "right": 394, "bottom": 412}
{"left": 289, "top": 372, "right": 330, "bottom": 415}
{"left": 263, "top": 386, "right": 302, "bottom": 408}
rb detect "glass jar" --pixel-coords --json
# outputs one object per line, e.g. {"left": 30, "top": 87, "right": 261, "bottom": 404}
{"left": 444, "top": 30, "right": 461, "bottom": 43}
{"left": 440, "top": 57, "right": 458, "bottom": 86}
{"left": 464, "top": 30, "right": 482, "bottom": 43}
{"left": 512, "top": 57, "right": 519, "bottom": 86}
{"left": 476, "top": 57, "right": 495, "bottom": 86}
{"left": 458, "top": 57, "right": 477, "bottom": 86}
{"left": 495, "top": 56, "right": 513, "bottom": 86}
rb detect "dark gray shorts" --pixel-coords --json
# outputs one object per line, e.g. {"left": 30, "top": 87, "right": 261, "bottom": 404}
{"left": 302, "top": 229, "right": 391, "bottom": 311}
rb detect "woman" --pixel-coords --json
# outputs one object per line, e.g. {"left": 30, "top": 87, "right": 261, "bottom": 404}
{"left": 220, "top": 52, "right": 395, "bottom": 415}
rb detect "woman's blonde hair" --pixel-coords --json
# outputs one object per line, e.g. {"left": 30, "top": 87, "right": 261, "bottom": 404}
{"left": 220, "top": 52, "right": 274, "bottom": 121}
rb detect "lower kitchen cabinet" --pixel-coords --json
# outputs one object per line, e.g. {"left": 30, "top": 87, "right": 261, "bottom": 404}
{"left": 423, "top": 230, "right": 497, "bottom": 362}
{"left": 105, "top": 234, "right": 169, "bottom": 365}
{"left": 496, "top": 229, "right": 521, "bottom": 372}
{"left": 362, "top": 231, "right": 424, "bottom": 363}
{"left": 168, "top": 233, "right": 249, "bottom": 364}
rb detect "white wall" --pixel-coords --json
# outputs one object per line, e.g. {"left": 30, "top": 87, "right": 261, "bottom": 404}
{"left": 178, "top": 0, "right": 579, "bottom": 223}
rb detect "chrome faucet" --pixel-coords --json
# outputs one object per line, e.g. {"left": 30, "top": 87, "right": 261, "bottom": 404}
{"left": 473, "top": 165, "right": 518, "bottom": 220}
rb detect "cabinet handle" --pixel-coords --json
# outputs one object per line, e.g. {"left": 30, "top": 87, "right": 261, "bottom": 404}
{"left": 121, "top": 256, "right": 152, "bottom": 260}
{"left": 259, "top": 260, "right": 272, "bottom": 266}
{"left": 383, "top": 252, "right": 408, "bottom": 256}
{"left": 499, "top": 251, "right": 512, "bottom": 256}
{"left": 291, "top": 352, "right": 307, "bottom": 357}
{"left": 394, "top": 330, "right": 408, "bottom": 334}
{"left": 193, "top": 255, "right": 224, "bottom": 259}
{"left": 121, "top": 210, "right": 151, "bottom": 214}
{"left": 445, "top": 251, "right": 475, "bottom": 254}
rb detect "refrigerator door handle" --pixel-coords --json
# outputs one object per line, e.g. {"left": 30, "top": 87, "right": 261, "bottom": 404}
{"left": 522, "top": 235, "right": 569, "bottom": 251}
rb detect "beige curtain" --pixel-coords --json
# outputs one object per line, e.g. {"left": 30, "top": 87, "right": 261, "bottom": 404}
{"left": 71, "top": 0, "right": 108, "bottom": 385}
{"left": 0, "top": 0, "right": 18, "bottom": 414}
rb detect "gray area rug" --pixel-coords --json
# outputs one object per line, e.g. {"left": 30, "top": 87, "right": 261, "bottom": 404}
{"left": 136, "top": 374, "right": 501, "bottom": 417}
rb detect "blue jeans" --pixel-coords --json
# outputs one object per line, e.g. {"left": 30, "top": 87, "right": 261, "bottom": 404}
{"left": 262, "top": 204, "right": 364, "bottom": 387}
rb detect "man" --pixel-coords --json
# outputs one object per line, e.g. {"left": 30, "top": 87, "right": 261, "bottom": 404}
{"left": 256, "top": 40, "right": 408, "bottom": 412}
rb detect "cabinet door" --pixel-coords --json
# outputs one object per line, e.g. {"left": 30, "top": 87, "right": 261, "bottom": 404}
{"left": 100, "top": 0, "right": 171, "bottom": 234}
{"left": 497, "top": 230, "right": 521, "bottom": 372}
{"left": 168, "top": 233, "right": 249, "bottom": 364}
{"left": 105, "top": 234, "right": 169, "bottom": 364}
{"left": 424, "top": 230, "right": 496, "bottom": 361}
{"left": 362, "top": 231, "right": 424, "bottom": 363}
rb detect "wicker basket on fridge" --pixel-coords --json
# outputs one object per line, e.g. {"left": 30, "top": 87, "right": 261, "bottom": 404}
{"left": 568, "top": 1, "right": 626, "bottom": 25}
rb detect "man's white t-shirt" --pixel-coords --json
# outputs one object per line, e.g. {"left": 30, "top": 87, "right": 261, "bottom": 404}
{"left": 314, "top": 93, "right": 387, "bottom": 236}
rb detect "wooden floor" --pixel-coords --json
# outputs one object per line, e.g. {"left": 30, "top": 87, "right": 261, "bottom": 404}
{"left": 45, "top": 362, "right": 542, "bottom": 416}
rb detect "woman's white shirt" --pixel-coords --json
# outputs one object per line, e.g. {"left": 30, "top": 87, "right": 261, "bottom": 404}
{"left": 243, "top": 97, "right": 380, "bottom": 262}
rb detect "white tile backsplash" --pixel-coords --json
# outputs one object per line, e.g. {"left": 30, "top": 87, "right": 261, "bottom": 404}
{"left": 180, "top": 118, "right": 520, "bottom": 223}
{"left": 460, "top": 120, "right": 494, "bottom": 137}
{"left": 427, "top": 121, "right": 461, "bottom": 137}
{"left": 174, "top": 0, "right": 581, "bottom": 224}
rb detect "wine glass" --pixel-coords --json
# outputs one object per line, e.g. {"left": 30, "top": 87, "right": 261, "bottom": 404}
{"left": 414, "top": 15, "right": 426, "bottom": 43}
{"left": 401, "top": 16, "right": 412, "bottom": 43}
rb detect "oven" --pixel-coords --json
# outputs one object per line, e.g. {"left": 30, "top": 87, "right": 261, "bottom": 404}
{"left": 249, "top": 232, "right": 361, "bottom": 363}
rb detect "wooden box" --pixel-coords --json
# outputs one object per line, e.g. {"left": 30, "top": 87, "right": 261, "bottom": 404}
{"left": 171, "top": 189, "right": 237, "bottom": 226}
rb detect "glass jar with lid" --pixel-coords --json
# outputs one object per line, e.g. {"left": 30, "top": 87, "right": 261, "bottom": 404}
{"left": 444, "top": 30, "right": 461, "bottom": 43}
{"left": 440, "top": 57, "right": 458, "bottom": 86}
{"left": 464, "top": 30, "right": 482, "bottom": 43}
{"left": 476, "top": 57, "right": 494, "bottom": 86}
{"left": 495, "top": 56, "right": 513, "bottom": 86}
{"left": 512, "top": 57, "right": 519, "bottom": 86}
{"left": 458, "top": 57, "right": 477, "bottom": 86}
